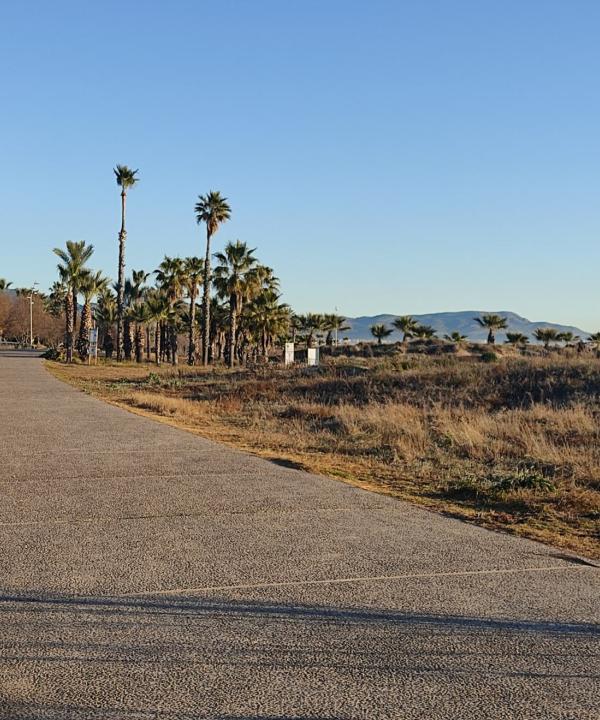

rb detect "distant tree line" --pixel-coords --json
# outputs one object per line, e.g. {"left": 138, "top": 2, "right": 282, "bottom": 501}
{"left": 368, "top": 313, "right": 600, "bottom": 351}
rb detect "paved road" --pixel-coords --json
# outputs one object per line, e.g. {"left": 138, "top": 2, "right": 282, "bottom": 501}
{"left": 0, "top": 351, "right": 598, "bottom": 720}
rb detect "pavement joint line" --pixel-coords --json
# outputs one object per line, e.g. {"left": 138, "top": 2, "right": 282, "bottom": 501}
{"left": 0, "top": 448, "right": 188, "bottom": 456}
{"left": 0, "top": 506, "right": 389, "bottom": 526}
{"left": 0, "top": 472, "right": 263, "bottom": 485}
{"left": 123, "top": 565, "right": 598, "bottom": 597}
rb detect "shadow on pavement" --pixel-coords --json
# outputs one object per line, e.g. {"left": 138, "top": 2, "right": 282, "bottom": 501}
{"left": 1, "top": 591, "right": 598, "bottom": 719}
{"left": 1, "top": 590, "right": 598, "bottom": 637}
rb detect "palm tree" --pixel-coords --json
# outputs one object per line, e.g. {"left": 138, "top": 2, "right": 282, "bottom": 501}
{"left": 213, "top": 241, "right": 259, "bottom": 368}
{"left": 244, "top": 290, "right": 290, "bottom": 359}
{"left": 474, "top": 314, "right": 508, "bottom": 344}
{"left": 412, "top": 324, "right": 437, "bottom": 339}
{"left": 145, "top": 289, "right": 170, "bottom": 366}
{"left": 587, "top": 332, "right": 600, "bottom": 356}
{"left": 129, "top": 302, "right": 152, "bottom": 363}
{"left": 77, "top": 270, "right": 109, "bottom": 361}
{"left": 392, "top": 315, "right": 418, "bottom": 346}
{"left": 557, "top": 331, "right": 579, "bottom": 346}
{"left": 209, "top": 297, "right": 230, "bottom": 361}
{"left": 534, "top": 327, "right": 559, "bottom": 349}
{"left": 294, "top": 313, "right": 325, "bottom": 348}
{"left": 322, "top": 314, "right": 350, "bottom": 347}
{"left": 114, "top": 165, "right": 140, "bottom": 362}
{"left": 195, "top": 191, "right": 231, "bottom": 365}
{"left": 180, "top": 257, "right": 204, "bottom": 365}
{"left": 156, "top": 257, "right": 185, "bottom": 365}
{"left": 0, "top": 279, "right": 12, "bottom": 291}
{"left": 123, "top": 269, "right": 149, "bottom": 361}
{"left": 505, "top": 332, "right": 529, "bottom": 347}
{"left": 95, "top": 288, "right": 117, "bottom": 358}
{"left": 370, "top": 323, "right": 393, "bottom": 344}
{"left": 444, "top": 331, "right": 468, "bottom": 345}
{"left": 53, "top": 240, "right": 94, "bottom": 362}
{"left": 44, "top": 281, "right": 67, "bottom": 318}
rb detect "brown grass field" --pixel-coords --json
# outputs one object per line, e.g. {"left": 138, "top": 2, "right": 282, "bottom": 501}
{"left": 48, "top": 352, "right": 600, "bottom": 559}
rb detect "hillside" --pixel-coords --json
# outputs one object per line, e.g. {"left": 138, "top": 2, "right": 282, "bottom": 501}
{"left": 342, "top": 311, "right": 590, "bottom": 343}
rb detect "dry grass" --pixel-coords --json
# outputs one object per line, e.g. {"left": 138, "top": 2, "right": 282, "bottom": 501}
{"left": 49, "top": 355, "right": 600, "bottom": 558}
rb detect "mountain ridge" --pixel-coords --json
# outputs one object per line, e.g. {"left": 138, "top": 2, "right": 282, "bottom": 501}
{"left": 341, "top": 311, "right": 591, "bottom": 343}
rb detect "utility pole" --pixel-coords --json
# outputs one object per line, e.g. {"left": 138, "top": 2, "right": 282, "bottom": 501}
{"left": 28, "top": 282, "right": 38, "bottom": 348}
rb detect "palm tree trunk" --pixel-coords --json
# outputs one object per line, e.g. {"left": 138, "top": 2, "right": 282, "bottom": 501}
{"left": 64, "top": 292, "right": 74, "bottom": 363}
{"left": 72, "top": 287, "right": 78, "bottom": 333}
{"left": 116, "top": 191, "right": 127, "bottom": 362}
{"left": 134, "top": 324, "right": 143, "bottom": 363}
{"left": 170, "top": 322, "right": 178, "bottom": 366}
{"left": 77, "top": 302, "right": 92, "bottom": 361}
{"left": 188, "top": 288, "right": 197, "bottom": 365}
{"left": 201, "top": 227, "right": 212, "bottom": 366}
{"left": 124, "top": 316, "right": 133, "bottom": 361}
{"left": 488, "top": 329, "right": 495, "bottom": 344}
{"left": 228, "top": 293, "right": 238, "bottom": 369}
{"left": 155, "top": 321, "right": 161, "bottom": 365}
{"left": 160, "top": 322, "right": 167, "bottom": 362}
{"left": 146, "top": 326, "right": 151, "bottom": 362}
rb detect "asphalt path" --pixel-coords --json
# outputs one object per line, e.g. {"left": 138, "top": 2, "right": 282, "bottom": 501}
{"left": 0, "top": 351, "right": 598, "bottom": 719}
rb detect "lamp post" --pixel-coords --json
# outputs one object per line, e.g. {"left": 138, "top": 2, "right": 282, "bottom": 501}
{"left": 28, "top": 282, "right": 38, "bottom": 348}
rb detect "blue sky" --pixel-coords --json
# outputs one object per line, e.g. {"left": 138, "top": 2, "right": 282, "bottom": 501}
{"left": 1, "top": 1, "right": 599, "bottom": 329}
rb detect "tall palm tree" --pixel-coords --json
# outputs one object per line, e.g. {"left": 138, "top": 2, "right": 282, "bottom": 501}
{"left": 474, "top": 314, "right": 508, "bottom": 344}
{"left": 53, "top": 240, "right": 94, "bottom": 362}
{"left": 534, "top": 327, "right": 559, "bottom": 349}
{"left": 114, "top": 164, "right": 140, "bottom": 362}
{"left": 156, "top": 257, "right": 185, "bottom": 365}
{"left": 194, "top": 191, "right": 231, "bottom": 365}
{"left": 182, "top": 257, "right": 204, "bottom": 365}
{"left": 0, "top": 279, "right": 12, "bottom": 291}
{"left": 392, "top": 315, "right": 418, "bottom": 346}
{"left": 77, "top": 270, "right": 109, "bottom": 361}
{"left": 370, "top": 323, "right": 393, "bottom": 344}
{"left": 213, "top": 241, "right": 259, "bottom": 368}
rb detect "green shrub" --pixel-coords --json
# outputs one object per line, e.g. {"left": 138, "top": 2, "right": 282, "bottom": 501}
{"left": 41, "top": 348, "right": 61, "bottom": 360}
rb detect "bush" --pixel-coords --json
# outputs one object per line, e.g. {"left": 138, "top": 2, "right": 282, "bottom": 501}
{"left": 480, "top": 351, "right": 498, "bottom": 363}
{"left": 41, "top": 347, "right": 61, "bottom": 360}
{"left": 490, "top": 468, "right": 556, "bottom": 493}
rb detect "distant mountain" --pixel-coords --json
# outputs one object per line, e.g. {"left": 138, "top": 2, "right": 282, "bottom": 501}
{"left": 341, "top": 311, "right": 591, "bottom": 343}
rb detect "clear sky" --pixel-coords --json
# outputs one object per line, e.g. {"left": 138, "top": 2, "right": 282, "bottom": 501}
{"left": 1, "top": 1, "right": 598, "bottom": 329}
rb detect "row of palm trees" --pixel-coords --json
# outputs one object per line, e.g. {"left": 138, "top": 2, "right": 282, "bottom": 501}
{"left": 49, "top": 236, "right": 293, "bottom": 366}
{"left": 111, "top": 166, "right": 235, "bottom": 365}
{"left": 369, "top": 313, "right": 600, "bottom": 350}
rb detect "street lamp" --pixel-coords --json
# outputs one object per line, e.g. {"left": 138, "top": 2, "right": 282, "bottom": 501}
{"left": 28, "top": 282, "right": 38, "bottom": 348}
